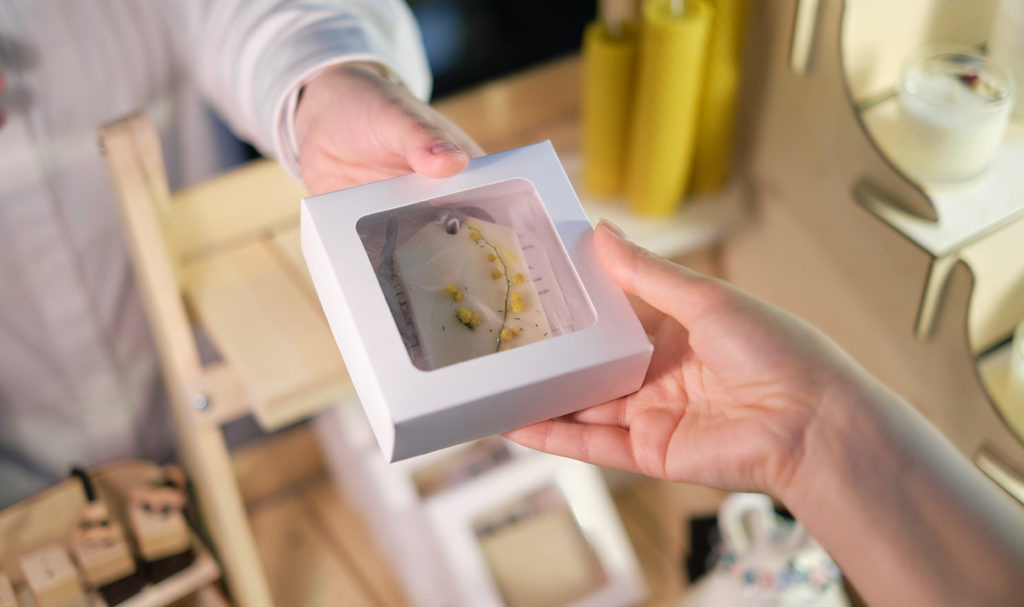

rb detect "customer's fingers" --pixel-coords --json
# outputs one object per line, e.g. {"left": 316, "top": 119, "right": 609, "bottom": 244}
{"left": 502, "top": 420, "right": 639, "bottom": 472}
{"left": 594, "top": 221, "right": 729, "bottom": 328}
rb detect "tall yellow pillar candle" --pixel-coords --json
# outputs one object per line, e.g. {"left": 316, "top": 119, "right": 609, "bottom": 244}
{"left": 691, "top": 0, "right": 748, "bottom": 193}
{"left": 581, "top": 20, "right": 637, "bottom": 197}
{"left": 625, "top": 0, "right": 712, "bottom": 216}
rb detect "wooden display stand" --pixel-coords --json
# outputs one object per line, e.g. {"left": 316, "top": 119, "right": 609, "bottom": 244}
{"left": 718, "top": 0, "right": 1024, "bottom": 500}
{"left": 97, "top": 118, "right": 354, "bottom": 607}
{"left": 0, "top": 461, "right": 222, "bottom": 607}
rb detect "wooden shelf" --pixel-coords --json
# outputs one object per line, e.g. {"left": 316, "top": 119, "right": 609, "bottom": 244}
{"left": 977, "top": 341, "right": 1024, "bottom": 444}
{"left": 860, "top": 97, "right": 1024, "bottom": 257}
{"left": 559, "top": 152, "right": 746, "bottom": 260}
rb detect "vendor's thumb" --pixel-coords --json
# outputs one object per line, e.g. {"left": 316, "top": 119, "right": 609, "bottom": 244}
{"left": 594, "top": 220, "right": 727, "bottom": 326}
{"left": 400, "top": 113, "right": 483, "bottom": 179}
{"left": 405, "top": 133, "right": 469, "bottom": 178}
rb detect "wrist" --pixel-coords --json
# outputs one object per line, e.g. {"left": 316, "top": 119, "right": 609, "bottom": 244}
{"left": 779, "top": 371, "right": 904, "bottom": 515}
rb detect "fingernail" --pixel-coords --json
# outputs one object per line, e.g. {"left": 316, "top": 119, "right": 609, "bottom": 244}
{"left": 598, "top": 218, "right": 627, "bottom": 239}
{"left": 430, "top": 142, "right": 462, "bottom": 155}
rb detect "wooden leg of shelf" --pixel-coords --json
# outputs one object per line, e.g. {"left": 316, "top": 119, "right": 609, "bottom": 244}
{"left": 179, "top": 423, "right": 273, "bottom": 607}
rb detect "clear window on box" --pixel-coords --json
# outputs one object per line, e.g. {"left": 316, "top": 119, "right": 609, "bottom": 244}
{"left": 357, "top": 178, "right": 597, "bottom": 371}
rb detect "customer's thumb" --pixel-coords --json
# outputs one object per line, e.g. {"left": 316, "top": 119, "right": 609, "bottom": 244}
{"left": 594, "top": 220, "right": 722, "bottom": 326}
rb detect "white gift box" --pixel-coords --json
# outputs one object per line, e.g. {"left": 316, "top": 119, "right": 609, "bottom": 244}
{"left": 301, "top": 141, "right": 653, "bottom": 461}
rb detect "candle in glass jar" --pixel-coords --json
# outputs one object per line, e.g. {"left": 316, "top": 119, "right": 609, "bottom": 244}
{"left": 897, "top": 46, "right": 1015, "bottom": 184}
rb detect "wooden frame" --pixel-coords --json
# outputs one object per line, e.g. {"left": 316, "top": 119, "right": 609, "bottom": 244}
{"left": 97, "top": 115, "right": 353, "bottom": 607}
{"left": 719, "top": 0, "right": 1024, "bottom": 504}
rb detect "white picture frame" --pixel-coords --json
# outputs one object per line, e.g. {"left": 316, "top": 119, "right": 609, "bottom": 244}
{"left": 424, "top": 454, "right": 647, "bottom": 607}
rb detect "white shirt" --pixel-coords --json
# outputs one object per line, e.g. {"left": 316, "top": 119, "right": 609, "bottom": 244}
{"left": 0, "top": 0, "right": 430, "bottom": 504}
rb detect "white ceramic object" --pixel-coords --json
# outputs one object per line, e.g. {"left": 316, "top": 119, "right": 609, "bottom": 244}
{"left": 680, "top": 493, "right": 849, "bottom": 607}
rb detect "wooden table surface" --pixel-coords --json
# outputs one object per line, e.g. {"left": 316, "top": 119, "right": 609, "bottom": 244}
{"left": 231, "top": 423, "right": 727, "bottom": 607}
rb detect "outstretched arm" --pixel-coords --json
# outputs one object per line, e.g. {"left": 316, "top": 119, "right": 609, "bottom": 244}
{"left": 187, "top": 0, "right": 482, "bottom": 193}
{"left": 506, "top": 221, "right": 1024, "bottom": 606}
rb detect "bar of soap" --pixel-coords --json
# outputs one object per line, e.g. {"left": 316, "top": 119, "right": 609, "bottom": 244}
{"left": 394, "top": 217, "right": 552, "bottom": 369}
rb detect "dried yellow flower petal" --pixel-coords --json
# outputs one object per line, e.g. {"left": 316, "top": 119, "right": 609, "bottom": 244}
{"left": 512, "top": 273, "right": 524, "bottom": 285}
{"left": 491, "top": 268, "right": 502, "bottom": 279}
{"left": 500, "top": 327, "right": 522, "bottom": 341}
{"left": 445, "top": 284, "right": 464, "bottom": 302}
{"left": 455, "top": 307, "right": 482, "bottom": 329}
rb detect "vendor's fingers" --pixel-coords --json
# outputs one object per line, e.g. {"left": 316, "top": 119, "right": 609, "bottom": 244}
{"left": 594, "top": 221, "right": 732, "bottom": 329}
{"left": 502, "top": 421, "right": 638, "bottom": 472}
{"left": 401, "top": 121, "right": 470, "bottom": 178}
{"left": 387, "top": 99, "right": 482, "bottom": 178}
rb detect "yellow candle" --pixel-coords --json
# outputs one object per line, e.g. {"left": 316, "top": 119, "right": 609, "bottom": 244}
{"left": 625, "top": 0, "right": 713, "bottom": 216}
{"left": 581, "top": 20, "right": 638, "bottom": 197}
{"left": 691, "top": 0, "right": 748, "bottom": 193}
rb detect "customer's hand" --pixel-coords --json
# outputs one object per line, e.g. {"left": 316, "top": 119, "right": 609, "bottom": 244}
{"left": 505, "top": 221, "right": 876, "bottom": 498}
{"left": 293, "top": 63, "right": 483, "bottom": 195}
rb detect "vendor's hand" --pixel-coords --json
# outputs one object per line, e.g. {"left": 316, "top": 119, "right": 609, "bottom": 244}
{"left": 505, "top": 221, "right": 876, "bottom": 498}
{"left": 293, "top": 63, "right": 484, "bottom": 195}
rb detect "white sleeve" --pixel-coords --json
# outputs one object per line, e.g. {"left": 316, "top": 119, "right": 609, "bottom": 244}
{"left": 186, "top": 0, "right": 432, "bottom": 181}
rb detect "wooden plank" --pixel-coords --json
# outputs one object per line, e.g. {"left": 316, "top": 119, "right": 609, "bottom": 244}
{"left": 249, "top": 497, "right": 376, "bottom": 607}
{"left": 181, "top": 241, "right": 353, "bottom": 431}
{"left": 98, "top": 115, "right": 203, "bottom": 384}
{"left": 269, "top": 227, "right": 318, "bottom": 302}
{"left": 167, "top": 160, "right": 307, "bottom": 263}
{"left": 166, "top": 585, "right": 231, "bottom": 607}
{"left": 303, "top": 483, "right": 409, "bottom": 607}
{"left": 232, "top": 423, "right": 328, "bottom": 506}
{"left": 614, "top": 489, "right": 685, "bottom": 606}
{"left": 612, "top": 479, "right": 728, "bottom": 605}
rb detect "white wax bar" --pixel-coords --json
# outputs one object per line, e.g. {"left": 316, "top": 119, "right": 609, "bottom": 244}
{"left": 394, "top": 217, "right": 552, "bottom": 369}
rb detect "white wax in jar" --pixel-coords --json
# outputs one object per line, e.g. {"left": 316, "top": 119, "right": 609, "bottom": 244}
{"left": 898, "top": 69, "right": 1012, "bottom": 183}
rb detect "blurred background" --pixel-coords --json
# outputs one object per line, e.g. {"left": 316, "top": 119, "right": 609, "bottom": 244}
{"left": 408, "top": 0, "right": 595, "bottom": 97}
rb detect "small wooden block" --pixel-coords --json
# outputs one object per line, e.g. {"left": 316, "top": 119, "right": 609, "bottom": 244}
{"left": 129, "top": 507, "right": 190, "bottom": 562}
{"left": 0, "top": 572, "right": 18, "bottom": 607}
{"left": 69, "top": 522, "right": 136, "bottom": 587}
{"left": 18, "top": 545, "right": 84, "bottom": 607}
